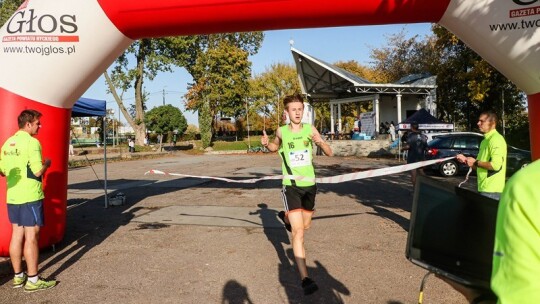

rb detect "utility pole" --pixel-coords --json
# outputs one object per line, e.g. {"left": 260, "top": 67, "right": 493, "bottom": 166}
{"left": 246, "top": 98, "right": 250, "bottom": 149}
{"left": 162, "top": 87, "right": 166, "bottom": 106}
{"left": 118, "top": 106, "right": 121, "bottom": 144}
{"left": 277, "top": 91, "right": 280, "bottom": 128}
{"left": 111, "top": 109, "right": 115, "bottom": 147}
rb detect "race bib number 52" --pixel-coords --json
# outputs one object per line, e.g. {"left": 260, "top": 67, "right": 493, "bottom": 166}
{"left": 288, "top": 150, "right": 310, "bottom": 167}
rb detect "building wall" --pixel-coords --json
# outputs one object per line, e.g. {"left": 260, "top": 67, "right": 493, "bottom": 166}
{"left": 325, "top": 138, "right": 394, "bottom": 157}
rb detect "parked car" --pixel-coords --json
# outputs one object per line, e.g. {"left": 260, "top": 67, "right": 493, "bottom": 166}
{"left": 506, "top": 145, "right": 532, "bottom": 174}
{"left": 425, "top": 133, "right": 531, "bottom": 177}
{"left": 425, "top": 131, "right": 483, "bottom": 143}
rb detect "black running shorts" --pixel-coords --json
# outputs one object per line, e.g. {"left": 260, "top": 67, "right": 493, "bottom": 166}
{"left": 281, "top": 185, "right": 317, "bottom": 212}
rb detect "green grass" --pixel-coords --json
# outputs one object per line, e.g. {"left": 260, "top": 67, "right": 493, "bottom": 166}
{"left": 211, "top": 136, "right": 263, "bottom": 151}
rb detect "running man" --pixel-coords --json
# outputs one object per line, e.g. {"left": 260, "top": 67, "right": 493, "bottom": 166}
{"left": 261, "top": 94, "right": 333, "bottom": 295}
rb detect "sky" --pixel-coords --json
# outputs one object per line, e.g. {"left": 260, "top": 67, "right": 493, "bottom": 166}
{"left": 83, "top": 23, "right": 433, "bottom": 127}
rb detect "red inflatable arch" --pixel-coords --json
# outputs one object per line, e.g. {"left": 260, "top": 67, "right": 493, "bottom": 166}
{"left": 0, "top": 0, "right": 539, "bottom": 256}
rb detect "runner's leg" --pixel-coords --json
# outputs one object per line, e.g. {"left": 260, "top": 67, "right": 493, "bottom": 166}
{"left": 288, "top": 211, "right": 308, "bottom": 279}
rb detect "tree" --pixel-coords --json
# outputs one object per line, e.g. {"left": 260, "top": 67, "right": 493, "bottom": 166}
{"left": 334, "top": 60, "right": 377, "bottom": 82}
{"left": 198, "top": 98, "right": 212, "bottom": 149}
{"left": 183, "top": 124, "right": 199, "bottom": 141}
{"left": 367, "top": 25, "right": 527, "bottom": 148}
{"left": 184, "top": 33, "right": 264, "bottom": 148}
{"left": 249, "top": 63, "right": 300, "bottom": 131}
{"left": 331, "top": 60, "right": 376, "bottom": 128}
{"left": 311, "top": 101, "right": 331, "bottom": 132}
{"left": 0, "top": 0, "right": 22, "bottom": 25}
{"left": 145, "top": 104, "right": 187, "bottom": 149}
{"left": 105, "top": 37, "right": 197, "bottom": 146}
{"left": 186, "top": 40, "right": 251, "bottom": 147}
{"left": 369, "top": 29, "right": 435, "bottom": 83}
{"left": 432, "top": 25, "right": 526, "bottom": 135}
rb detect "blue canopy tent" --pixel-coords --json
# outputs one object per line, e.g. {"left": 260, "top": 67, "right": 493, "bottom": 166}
{"left": 71, "top": 97, "right": 112, "bottom": 208}
{"left": 72, "top": 97, "right": 106, "bottom": 117}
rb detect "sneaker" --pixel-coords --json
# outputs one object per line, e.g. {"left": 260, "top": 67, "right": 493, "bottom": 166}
{"left": 24, "top": 277, "right": 57, "bottom": 293}
{"left": 278, "top": 211, "right": 292, "bottom": 232}
{"left": 12, "top": 273, "right": 27, "bottom": 288}
{"left": 301, "top": 277, "right": 319, "bottom": 295}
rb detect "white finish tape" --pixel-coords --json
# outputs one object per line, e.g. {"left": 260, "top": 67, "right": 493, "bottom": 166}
{"left": 145, "top": 157, "right": 455, "bottom": 184}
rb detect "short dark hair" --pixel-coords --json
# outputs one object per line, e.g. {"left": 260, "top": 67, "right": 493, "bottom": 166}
{"left": 411, "top": 122, "right": 419, "bottom": 130}
{"left": 18, "top": 109, "right": 42, "bottom": 129}
{"left": 283, "top": 94, "right": 304, "bottom": 109}
{"left": 480, "top": 110, "right": 498, "bottom": 124}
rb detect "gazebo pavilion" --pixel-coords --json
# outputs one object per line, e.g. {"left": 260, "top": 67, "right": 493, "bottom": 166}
{"left": 291, "top": 47, "right": 438, "bottom": 137}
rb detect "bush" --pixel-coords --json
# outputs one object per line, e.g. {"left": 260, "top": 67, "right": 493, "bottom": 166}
{"left": 182, "top": 124, "right": 200, "bottom": 141}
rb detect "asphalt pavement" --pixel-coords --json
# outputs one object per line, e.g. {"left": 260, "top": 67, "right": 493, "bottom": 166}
{"left": 0, "top": 152, "right": 473, "bottom": 303}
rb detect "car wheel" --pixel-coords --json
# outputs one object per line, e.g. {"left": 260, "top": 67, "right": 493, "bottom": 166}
{"left": 439, "top": 160, "right": 458, "bottom": 177}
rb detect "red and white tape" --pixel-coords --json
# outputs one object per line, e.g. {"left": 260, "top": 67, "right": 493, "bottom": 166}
{"left": 145, "top": 157, "right": 455, "bottom": 184}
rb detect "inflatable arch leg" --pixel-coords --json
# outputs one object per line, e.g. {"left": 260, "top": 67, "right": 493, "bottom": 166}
{"left": 528, "top": 93, "right": 540, "bottom": 161}
{"left": 0, "top": 89, "right": 70, "bottom": 254}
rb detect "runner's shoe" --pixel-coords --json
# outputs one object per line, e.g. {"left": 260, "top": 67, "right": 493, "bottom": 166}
{"left": 278, "top": 211, "right": 292, "bottom": 232}
{"left": 12, "top": 273, "right": 27, "bottom": 288}
{"left": 301, "top": 277, "right": 319, "bottom": 295}
{"left": 24, "top": 277, "right": 57, "bottom": 293}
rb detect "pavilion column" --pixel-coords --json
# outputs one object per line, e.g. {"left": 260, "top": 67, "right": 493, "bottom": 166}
{"left": 425, "top": 95, "right": 431, "bottom": 115}
{"left": 337, "top": 103, "right": 342, "bottom": 134}
{"left": 396, "top": 94, "right": 402, "bottom": 125}
{"left": 374, "top": 96, "right": 380, "bottom": 134}
{"left": 330, "top": 102, "right": 335, "bottom": 134}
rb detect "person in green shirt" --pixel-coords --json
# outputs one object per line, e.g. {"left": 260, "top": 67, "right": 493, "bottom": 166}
{"left": 0, "top": 109, "right": 56, "bottom": 292}
{"left": 261, "top": 94, "right": 332, "bottom": 295}
{"left": 457, "top": 111, "right": 507, "bottom": 200}
{"left": 491, "top": 159, "right": 540, "bottom": 303}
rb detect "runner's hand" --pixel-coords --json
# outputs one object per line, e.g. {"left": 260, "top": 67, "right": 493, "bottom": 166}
{"left": 310, "top": 132, "right": 323, "bottom": 146}
{"left": 261, "top": 130, "right": 269, "bottom": 147}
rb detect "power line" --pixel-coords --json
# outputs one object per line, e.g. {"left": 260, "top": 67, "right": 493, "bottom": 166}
{"left": 121, "top": 90, "right": 187, "bottom": 101}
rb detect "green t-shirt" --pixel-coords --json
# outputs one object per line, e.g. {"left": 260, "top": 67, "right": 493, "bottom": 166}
{"left": 0, "top": 130, "right": 45, "bottom": 204}
{"left": 279, "top": 124, "right": 315, "bottom": 187}
{"left": 476, "top": 129, "right": 507, "bottom": 193}
{"left": 491, "top": 160, "right": 540, "bottom": 303}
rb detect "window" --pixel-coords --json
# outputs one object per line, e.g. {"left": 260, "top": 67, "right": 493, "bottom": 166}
{"left": 452, "top": 136, "right": 481, "bottom": 150}
{"left": 429, "top": 137, "right": 453, "bottom": 149}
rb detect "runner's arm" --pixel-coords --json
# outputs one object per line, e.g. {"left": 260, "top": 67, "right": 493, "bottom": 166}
{"left": 263, "top": 128, "right": 282, "bottom": 152}
{"left": 311, "top": 126, "right": 333, "bottom": 156}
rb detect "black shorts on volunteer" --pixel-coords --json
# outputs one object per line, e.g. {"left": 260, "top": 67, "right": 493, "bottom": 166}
{"left": 7, "top": 200, "right": 44, "bottom": 227}
{"left": 281, "top": 185, "right": 317, "bottom": 213}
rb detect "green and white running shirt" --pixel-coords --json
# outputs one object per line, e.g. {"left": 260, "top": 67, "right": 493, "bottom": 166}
{"left": 279, "top": 124, "right": 315, "bottom": 187}
{"left": 491, "top": 160, "right": 540, "bottom": 303}
{"left": 0, "top": 130, "right": 45, "bottom": 204}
